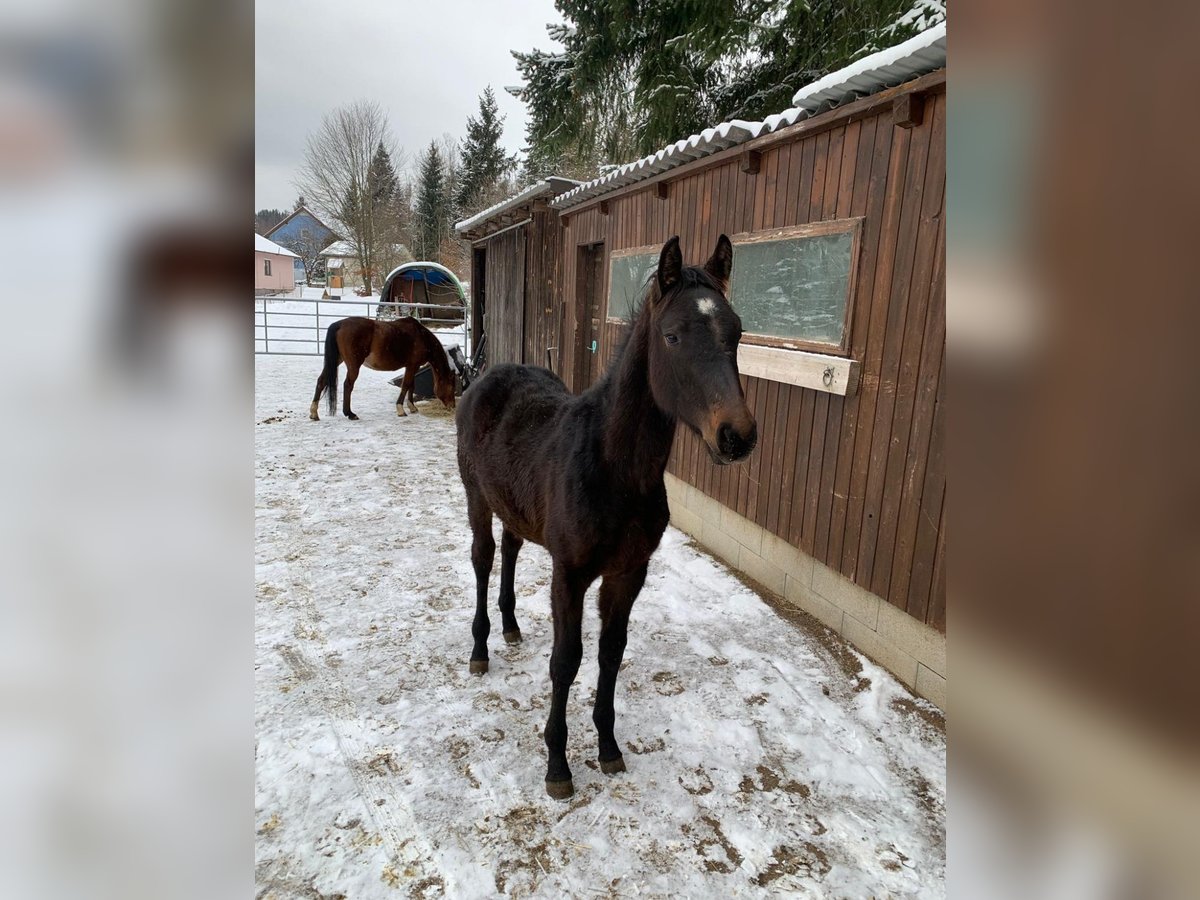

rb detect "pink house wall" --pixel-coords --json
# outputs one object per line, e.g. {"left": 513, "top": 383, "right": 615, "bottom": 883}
{"left": 255, "top": 251, "right": 296, "bottom": 293}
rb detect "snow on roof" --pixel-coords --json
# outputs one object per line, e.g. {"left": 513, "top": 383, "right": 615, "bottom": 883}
{"left": 790, "top": 21, "right": 946, "bottom": 110}
{"left": 255, "top": 232, "right": 298, "bottom": 257}
{"left": 319, "top": 239, "right": 357, "bottom": 257}
{"left": 552, "top": 22, "right": 945, "bottom": 211}
{"left": 319, "top": 240, "right": 409, "bottom": 258}
{"left": 454, "top": 177, "right": 581, "bottom": 235}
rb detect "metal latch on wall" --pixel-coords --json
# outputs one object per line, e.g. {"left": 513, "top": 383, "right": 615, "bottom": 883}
{"left": 589, "top": 340, "right": 598, "bottom": 353}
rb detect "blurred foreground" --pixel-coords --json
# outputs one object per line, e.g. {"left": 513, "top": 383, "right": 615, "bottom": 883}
{"left": 0, "top": 0, "right": 249, "bottom": 898}
{"left": 951, "top": 1, "right": 1200, "bottom": 897}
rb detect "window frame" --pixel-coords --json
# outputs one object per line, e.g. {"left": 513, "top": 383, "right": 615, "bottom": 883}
{"left": 264, "top": 258, "right": 272, "bottom": 277}
{"left": 729, "top": 217, "right": 864, "bottom": 357}
{"left": 605, "top": 243, "right": 661, "bottom": 325}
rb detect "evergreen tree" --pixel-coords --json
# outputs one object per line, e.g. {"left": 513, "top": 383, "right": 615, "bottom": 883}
{"left": 455, "top": 87, "right": 516, "bottom": 214}
{"left": 254, "top": 208, "right": 287, "bottom": 234}
{"left": 511, "top": 0, "right": 944, "bottom": 177}
{"left": 414, "top": 141, "right": 447, "bottom": 261}
{"left": 368, "top": 143, "right": 399, "bottom": 210}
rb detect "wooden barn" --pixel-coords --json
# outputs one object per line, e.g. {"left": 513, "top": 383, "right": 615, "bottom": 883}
{"left": 455, "top": 26, "right": 947, "bottom": 707}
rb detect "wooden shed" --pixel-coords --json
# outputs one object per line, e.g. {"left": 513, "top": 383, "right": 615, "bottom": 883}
{"left": 455, "top": 26, "right": 947, "bottom": 707}
{"left": 457, "top": 177, "right": 580, "bottom": 372}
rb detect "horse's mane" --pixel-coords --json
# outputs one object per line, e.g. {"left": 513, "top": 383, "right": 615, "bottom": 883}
{"left": 416, "top": 320, "right": 452, "bottom": 377}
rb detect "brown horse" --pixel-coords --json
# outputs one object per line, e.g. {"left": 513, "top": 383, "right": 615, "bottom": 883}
{"left": 310, "top": 316, "right": 457, "bottom": 420}
{"left": 455, "top": 235, "right": 757, "bottom": 799}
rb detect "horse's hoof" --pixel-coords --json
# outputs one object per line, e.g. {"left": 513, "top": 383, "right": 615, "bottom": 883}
{"left": 502, "top": 630, "right": 522, "bottom": 644}
{"left": 469, "top": 659, "right": 488, "bottom": 675}
{"left": 545, "top": 779, "right": 574, "bottom": 800}
{"left": 309, "top": 403, "right": 319, "bottom": 421}
{"left": 396, "top": 408, "right": 406, "bottom": 417}
{"left": 599, "top": 755, "right": 626, "bottom": 775}
{"left": 346, "top": 413, "right": 359, "bottom": 420}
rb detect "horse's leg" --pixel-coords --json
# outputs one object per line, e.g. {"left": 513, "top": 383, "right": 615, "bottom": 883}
{"left": 467, "top": 491, "right": 495, "bottom": 675}
{"left": 395, "top": 372, "right": 407, "bottom": 417}
{"left": 545, "top": 563, "right": 587, "bottom": 799}
{"left": 404, "top": 370, "right": 418, "bottom": 414}
{"left": 342, "top": 362, "right": 360, "bottom": 419}
{"left": 310, "top": 371, "right": 326, "bottom": 421}
{"left": 593, "top": 565, "right": 646, "bottom": 775}
{"left": 498, "top": 528, "right": 524, "bottom": 643}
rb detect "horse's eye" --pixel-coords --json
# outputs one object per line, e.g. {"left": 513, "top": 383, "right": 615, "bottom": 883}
{"left": 664, "top": 333, "right": 679, "bottom": 346}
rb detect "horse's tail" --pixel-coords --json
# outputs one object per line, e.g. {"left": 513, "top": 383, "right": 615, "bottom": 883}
{"left": 322, "top": 320, "right": 342, "bottom": 415}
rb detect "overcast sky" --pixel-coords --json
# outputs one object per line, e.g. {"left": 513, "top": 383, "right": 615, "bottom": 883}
{"left": 255, "top": 0, "right": 562, "bottom": 212}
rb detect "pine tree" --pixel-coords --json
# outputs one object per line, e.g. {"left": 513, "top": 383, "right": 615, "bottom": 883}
{"left": 254, "top": 208, "right": 287, "bottom": 234}
{"left": 512, "top": 0, "right": 944, "bottom": 177}
{"left": 414, "top": 141, "right": 447, "bottom": 261}
{"left": 455, "top": 87, "right": 516, "bottom": 214}
{"left": 368, "top": 143, "right": 399, "bottom": 210}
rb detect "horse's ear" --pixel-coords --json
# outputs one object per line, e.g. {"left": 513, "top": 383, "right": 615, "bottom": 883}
{"left": 704, "top": 234, "right": 733, "bottom": 292}
{"left": 656, "top": 236, "right": 683, "bottom": 298}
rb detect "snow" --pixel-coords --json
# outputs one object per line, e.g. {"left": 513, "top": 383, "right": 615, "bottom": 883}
{"left": 789, "top": 21, "right": 946, "bottom": 109}
{"left": 455, "top": 178, "right": 581, "bottom": 235}
{"left": 256, "top": 232, "right": 298, "bottom": 257}
{"left": 256, "top": 354, "right": 945, "bottom": 898}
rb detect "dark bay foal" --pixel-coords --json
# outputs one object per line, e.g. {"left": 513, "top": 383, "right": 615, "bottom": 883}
{"left": 455, "top": 235, "right": 757, "bottom": 798}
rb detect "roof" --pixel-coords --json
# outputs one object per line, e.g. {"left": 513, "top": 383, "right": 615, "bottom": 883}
{"left": 263, "top": 206, "right": 335, "bottom": 240}
{"left": 454, "top": 177, "right": 581, "bottom": 237}
{"left": 319, "top": 240, "right": 357, "bottom": 257}
{"left": 551, "top": 22, "right": 945, "bottom": 211}
{"left": 319, "top": 240, "right": 410, "bottom": 258}
{"left": 255, "top": 232, "right": 298, "bottom": 257}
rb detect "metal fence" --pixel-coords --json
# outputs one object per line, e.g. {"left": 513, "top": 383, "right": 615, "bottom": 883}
{"left": 254, "top": 295, "right": 470, "bottom": 357}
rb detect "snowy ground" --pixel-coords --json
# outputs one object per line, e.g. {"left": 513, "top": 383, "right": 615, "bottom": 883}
{"left": 255, "top": 354, "right": 945, "bottom": 899}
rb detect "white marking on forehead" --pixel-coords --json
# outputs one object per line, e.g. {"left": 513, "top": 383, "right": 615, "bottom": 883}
{"left": 696, "top": 297, "right": 717, "bottom": 316}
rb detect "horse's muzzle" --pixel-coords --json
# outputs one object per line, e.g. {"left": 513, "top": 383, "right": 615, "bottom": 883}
{"left": 713, "top": 419, "right": 757, "bottom": 464}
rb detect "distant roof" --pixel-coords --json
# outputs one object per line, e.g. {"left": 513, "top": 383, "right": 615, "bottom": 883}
{"left": 552, "top": 22, "right": 945, "bottom": 211}
{"left": 319, "top": 240, "right": 410, "bottom": 258}
{"left": 255, "top": 232, "right": 298, "bottom": 257}
{"left": 263, "top": 206, "right": 335, "bottom": 239}
{"left": 454, "top": 177, "right": 581, "bottom": 237}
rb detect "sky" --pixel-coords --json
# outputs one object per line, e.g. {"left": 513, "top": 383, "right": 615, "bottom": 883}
{"left": 255, "top": 0, "right": 562, "bottom": 212}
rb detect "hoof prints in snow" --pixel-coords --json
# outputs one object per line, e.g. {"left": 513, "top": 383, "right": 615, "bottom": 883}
{"left": 256, "top": 355, "right": 945, "bottom": 898}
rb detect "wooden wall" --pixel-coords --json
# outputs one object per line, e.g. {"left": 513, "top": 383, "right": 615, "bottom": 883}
{"left": 482, "top": 225, "right": 526, "bottom": 368}
{"left": 479, "top": 209, "right": 568, "bottom": 378}
{"left": 558, "top": 75, "right": 945, "bottom": 632}
{"left": 471, "top": 72, "right": 945, "bottom": 633}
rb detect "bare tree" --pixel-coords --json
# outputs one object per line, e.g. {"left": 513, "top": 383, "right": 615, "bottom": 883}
{"left": 294, "top": 101, "right": 402, "bottom": 294}
{"left": 276, "top": 224, "right": 329, "bottom": 285}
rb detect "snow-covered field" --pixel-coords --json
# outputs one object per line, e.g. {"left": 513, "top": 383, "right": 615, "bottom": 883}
{"left": 255, "top": 354, "right": 945, "bottom": 899}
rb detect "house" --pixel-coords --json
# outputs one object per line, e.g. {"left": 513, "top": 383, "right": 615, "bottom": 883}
{"left": 319, "top": 240, "right": 412, "bottom": 292}
{"left": 255, "top": 232, "right": 298, "bottom": 295}
{"left": 265, "top": 206, "right": 337, "bottom": 281}
{"left": 455, "top": 25, "right": 947, "bottom": 707}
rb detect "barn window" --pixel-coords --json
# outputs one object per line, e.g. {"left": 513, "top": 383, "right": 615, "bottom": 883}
{"left": 606, "top": 246, "right": 659, "bottom": 323}
{"left": 730, "top": 218, "right": 862, "bottom": 354}
{"left": 264, "top": 258, "right": 272, "bottom": 276}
